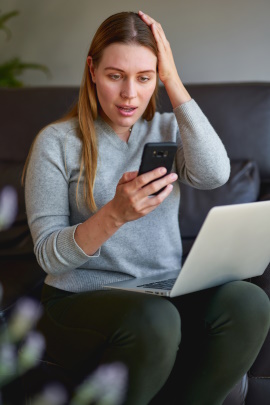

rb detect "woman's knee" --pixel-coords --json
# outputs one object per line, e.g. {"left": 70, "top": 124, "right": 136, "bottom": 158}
{"left": 207, "top": 281, "right": 270, "bottom": 338}
{"left": 121, "top": 295, "right": 181, "bottom": 354}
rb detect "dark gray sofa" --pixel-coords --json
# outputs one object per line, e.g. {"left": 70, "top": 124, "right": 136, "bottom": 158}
{"left": 0, "top": 83, "right": 270, "bottom": 404}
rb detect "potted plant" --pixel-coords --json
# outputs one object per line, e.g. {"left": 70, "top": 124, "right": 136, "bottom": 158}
{"left": 0, "top": 9, "right": 50, "bottom": 87}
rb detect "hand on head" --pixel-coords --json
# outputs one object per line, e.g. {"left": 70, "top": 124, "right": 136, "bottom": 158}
{"left": 138, "top": 11, "right": 179, "bottom": 86}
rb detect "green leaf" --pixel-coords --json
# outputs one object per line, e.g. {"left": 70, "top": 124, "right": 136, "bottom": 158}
{"left": 0, "top": 57, "right": 51, "bottom": 88}
{"left": 0, "top": 10, "right": 20, "bottom": 40}
{"left": 0, "top": 11, "right": 51, "bottom": 87}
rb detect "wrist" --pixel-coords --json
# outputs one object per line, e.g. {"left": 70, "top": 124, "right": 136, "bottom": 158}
{"left": 164, "top": 76, "right": 191, "bottom": 109}
{"left": 74, "top": 201, "right": 124, "bottom": 256}
{"left": 105, "top": 200, "right": 125, "bottom": 229}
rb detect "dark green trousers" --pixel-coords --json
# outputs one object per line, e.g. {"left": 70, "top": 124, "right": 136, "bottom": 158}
{"left": 39, "top": 280, "right": 270, "bottom": 405}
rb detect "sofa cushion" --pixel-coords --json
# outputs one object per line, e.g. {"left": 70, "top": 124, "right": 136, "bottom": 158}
{"left": 0, "top": 161, "right": 33, "bottom": 256}
{"left": 0, "top": 255, "right": 45, "bottom": 312}
{"left": 0, "top": 162, "right": 45, "bottom": 313}
{"left": 179, "top": 160, "right": 260, "bottom": 239}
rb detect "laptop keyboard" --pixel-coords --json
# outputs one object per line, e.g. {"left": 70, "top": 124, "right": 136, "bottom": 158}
{"left": 138, "top": 278, "right": 176, "bottom": 290}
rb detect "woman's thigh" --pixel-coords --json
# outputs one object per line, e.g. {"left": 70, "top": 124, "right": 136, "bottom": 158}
{"left": 152, "top": 280, "right": 270, "bottom": 404}
{"left": 38, "top": 285, "right": 181, "bottom": 372}
{"left": 171, "top": 279, "right": 270, "bottom": 378}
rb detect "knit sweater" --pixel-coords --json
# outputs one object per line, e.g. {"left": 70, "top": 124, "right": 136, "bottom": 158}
{"left": 25, "top": 99, "right": 230, "bottom": 292}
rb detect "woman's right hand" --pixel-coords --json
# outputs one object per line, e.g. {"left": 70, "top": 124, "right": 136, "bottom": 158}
{"left": 109, "top": 168, "right": 178, "bottom": 226}
{"left": 74, "top": 168, "right": 177, "bottom": 256}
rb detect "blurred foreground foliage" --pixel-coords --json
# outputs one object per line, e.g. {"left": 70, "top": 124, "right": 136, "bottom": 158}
{"left": 0, "top": 186, "right": 127, "bottom": 404}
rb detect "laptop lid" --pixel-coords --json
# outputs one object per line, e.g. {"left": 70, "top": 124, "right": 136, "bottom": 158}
{"left": 170, "top": 201, "right": 270, "bottom": 297}
{"left": 103, "top": 201, "right": 270, "bottom": 297}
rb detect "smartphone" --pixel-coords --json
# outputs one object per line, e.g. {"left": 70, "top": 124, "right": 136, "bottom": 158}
{"left": 138, "top": 142, "right": 177, "bottom": 195}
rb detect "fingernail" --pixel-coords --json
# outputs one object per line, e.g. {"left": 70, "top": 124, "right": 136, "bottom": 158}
{"left": 160, "top": 167, "right": 167, "bottom": 174}
{"left": 170, "top": 173, "right": 178, "bottom": 180}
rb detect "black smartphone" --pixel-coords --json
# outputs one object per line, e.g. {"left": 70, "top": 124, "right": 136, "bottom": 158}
{"left": 138, "top": 142, "right": 177, "bottom": 195}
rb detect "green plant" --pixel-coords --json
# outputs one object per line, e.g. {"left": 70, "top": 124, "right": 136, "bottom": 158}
{"left": 0, "top": 10, "right": 19, "bottom": 39}
{"left": 0, "top": 9, "right": 50, "bottom": 87}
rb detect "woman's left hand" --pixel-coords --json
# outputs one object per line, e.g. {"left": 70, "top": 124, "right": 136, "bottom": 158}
{"left": 138, "top": 11, "right": 191, "bottom": 108}
{"left": 138, "top": 11, "right": 179, "bottom": 86}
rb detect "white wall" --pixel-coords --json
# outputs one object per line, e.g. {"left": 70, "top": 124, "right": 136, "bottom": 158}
{"left": 1, "top": 0, "right": 270, "bottom": 86}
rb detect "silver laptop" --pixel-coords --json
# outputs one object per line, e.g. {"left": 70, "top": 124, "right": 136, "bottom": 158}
{"left": 103, "top": 201, "right": 270, "bottom": 297}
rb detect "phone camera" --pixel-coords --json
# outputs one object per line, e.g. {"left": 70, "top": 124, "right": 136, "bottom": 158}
{"left": 153, "top": 150, "right": 168, "bottom": 158}
{"left": 152, "top": 150, "right": 169, "bottom": 158}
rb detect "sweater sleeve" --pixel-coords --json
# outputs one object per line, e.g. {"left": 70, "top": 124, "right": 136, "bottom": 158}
{"left": 25, "top": 125, "right": 100, "bottom": 276}
{"left": 174, "top": 99, "right": 230, "bottom": 189}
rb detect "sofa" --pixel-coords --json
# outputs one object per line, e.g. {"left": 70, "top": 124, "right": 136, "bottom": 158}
{"left": 0, "top": 83, "right": 270, "bottom": 404}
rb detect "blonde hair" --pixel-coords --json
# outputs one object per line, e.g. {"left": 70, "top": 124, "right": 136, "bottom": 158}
{"left": 23, "top": 12, "right": 159, "bottom": 212}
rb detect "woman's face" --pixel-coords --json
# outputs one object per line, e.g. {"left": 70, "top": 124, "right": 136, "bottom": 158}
{"left": 88, "top": 43, "right": 157, "bottom": 136}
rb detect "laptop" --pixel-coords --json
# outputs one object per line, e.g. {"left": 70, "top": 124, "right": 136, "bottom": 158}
{"left": 103, "top": 201, "right": 270, "bottom": 297}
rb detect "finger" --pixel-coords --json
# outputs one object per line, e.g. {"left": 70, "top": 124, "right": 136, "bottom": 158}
{"left": 139, "top": 172, "right": 178, "bottom": 197}
{"left": 118, "top": 171, "right": 138, "bottom": 186}
{"left": 152, "top": 22, "right": 166, "bottom": 41}
{"left": 140, "top": 184, "right": 174, "bottom": 214}
{"left": 151, "top": 23, "right": 166, "bottom": 51}
{"left": 135, "top": 167, "right": 167, "bottom": 189}
{"left": 138, "top": 12, "right": 167, "bottom": 50}
{"left": 138, "top": 11, "right": 159, "bottom": 28}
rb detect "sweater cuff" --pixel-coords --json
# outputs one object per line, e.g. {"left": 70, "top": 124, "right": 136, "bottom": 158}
{"left": 73, "top": 224, "right": 101, "bottom": 258}
{"left": 56, "top": 224, "right": 101, "bottom": 268}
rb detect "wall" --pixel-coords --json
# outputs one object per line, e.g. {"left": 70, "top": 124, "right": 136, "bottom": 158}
{"left": 1, "top": 0, "right": 269, "bottom": 86}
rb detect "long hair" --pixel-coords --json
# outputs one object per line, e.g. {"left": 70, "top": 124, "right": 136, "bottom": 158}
{"left": 23, "top": 12, "right": 159, "bottom": 212}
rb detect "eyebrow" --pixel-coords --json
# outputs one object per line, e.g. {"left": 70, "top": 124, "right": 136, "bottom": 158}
{"left": 104, "top": 67, "right": 156, "bottom": 74}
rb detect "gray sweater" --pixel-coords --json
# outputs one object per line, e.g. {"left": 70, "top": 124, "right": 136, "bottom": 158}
{"left": 25, "top": 99, "right": 230, "bottom": 292}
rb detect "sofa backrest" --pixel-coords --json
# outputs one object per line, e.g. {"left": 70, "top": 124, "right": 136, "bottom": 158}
{"left": 0, "top": 87, "right": 79, "bottom": 163}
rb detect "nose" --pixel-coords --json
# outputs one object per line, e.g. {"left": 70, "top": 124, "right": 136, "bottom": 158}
{"left": 120, "top": 78, "right": 137, "bottom": 99}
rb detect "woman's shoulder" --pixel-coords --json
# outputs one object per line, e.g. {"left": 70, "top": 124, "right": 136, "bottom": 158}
{"left": 144, "top": 110, "right": 178, "bottom": 135}
{"left": 29, "top": 117, "right": 82, "bottom": 177}
{"left": 51, "top": 116, "right": 79, "bottom": 131}
{"left": 152, "top": 110, "right": 175, "bottom": 123}
{"left": 36, "top": 117, "right": 81, "bottom": 148}
{"left": 39, "top": 117, "right": 79, "bottom": 138}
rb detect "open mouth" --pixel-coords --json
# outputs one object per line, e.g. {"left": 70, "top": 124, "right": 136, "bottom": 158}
{"left": 117, "top": 106, "right": 137, "bottom": 112}
{"left": 116, "top": 105, "right": 138, "bottom": 116}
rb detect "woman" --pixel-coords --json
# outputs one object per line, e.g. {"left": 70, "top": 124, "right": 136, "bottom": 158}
{"left": 24, "top": 11, "right": 270, "bottom": 405}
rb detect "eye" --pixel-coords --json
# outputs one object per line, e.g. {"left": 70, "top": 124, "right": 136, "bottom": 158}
{"left": 139, "top": 76, "right": 150, "bottom": 83}
{"left": 109, "top": 74, "right": 121, "bottom": 81}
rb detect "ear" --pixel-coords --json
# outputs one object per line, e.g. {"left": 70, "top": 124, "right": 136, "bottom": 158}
{"left": 87, "top": 56, "right": 96, "bottom": 83}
